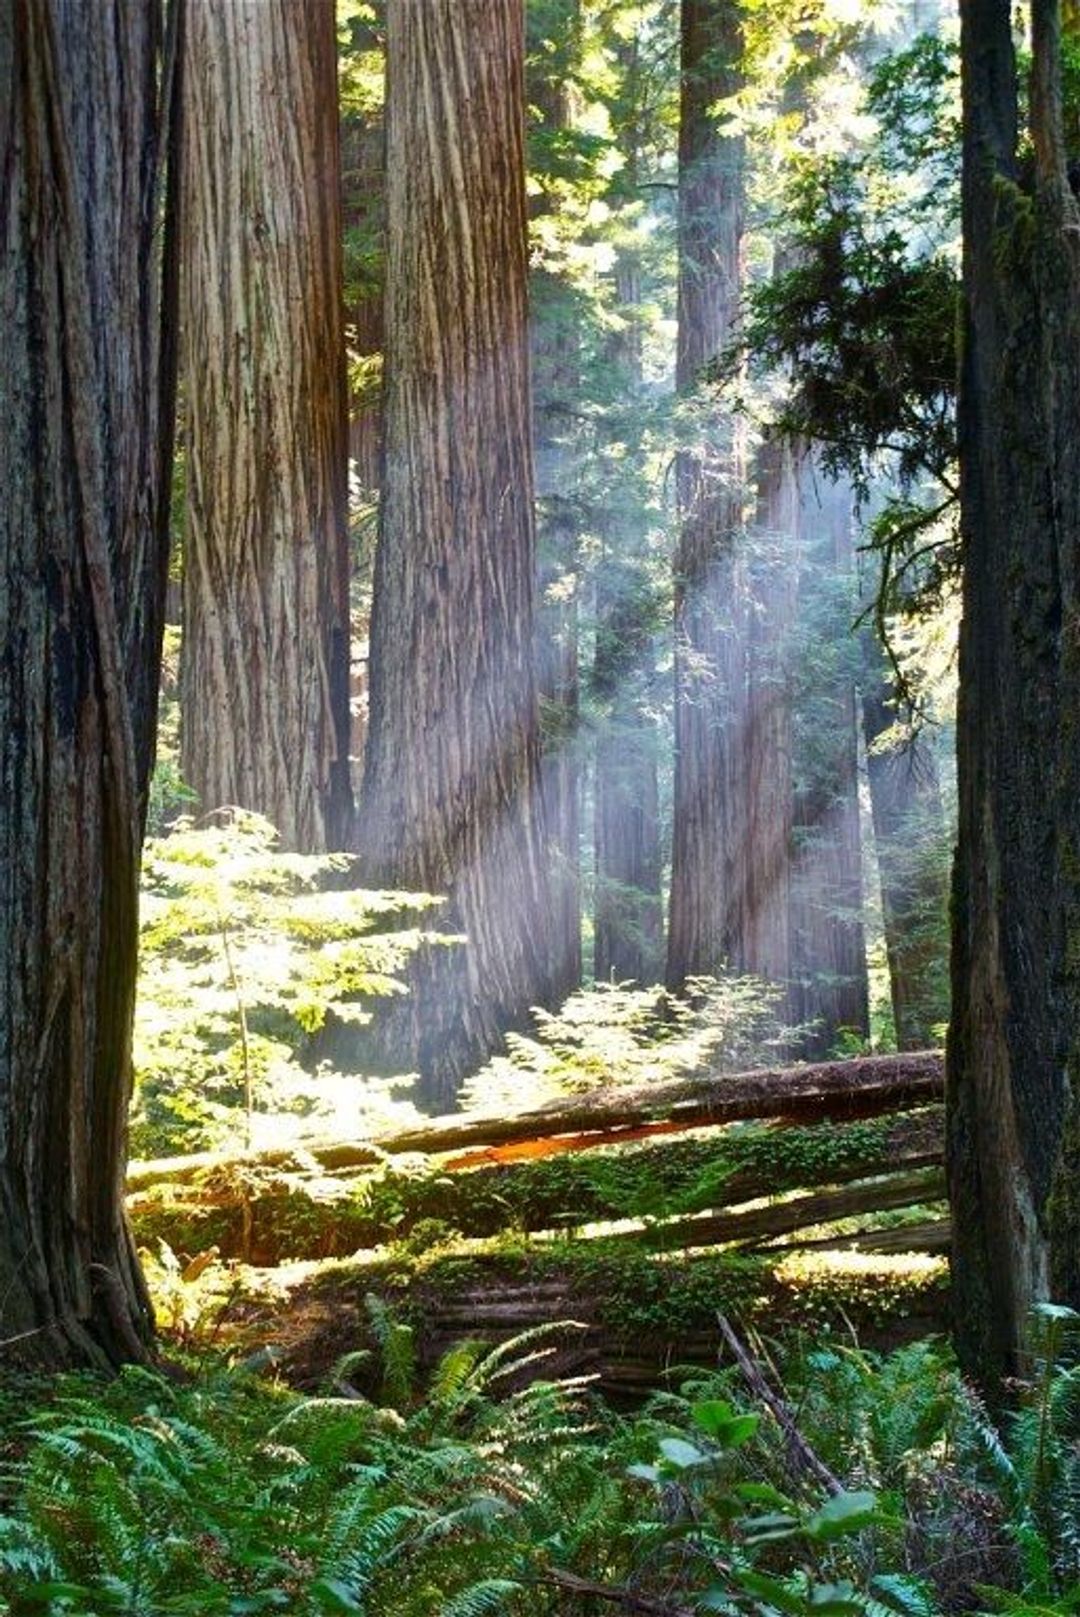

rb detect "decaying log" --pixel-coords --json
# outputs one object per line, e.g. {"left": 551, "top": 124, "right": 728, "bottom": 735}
{"left": 127, "top": 1049, "right": 943, "bottom": 1191}
{"left": 601, "top": 1165, "right": 947, "bottom": 1252}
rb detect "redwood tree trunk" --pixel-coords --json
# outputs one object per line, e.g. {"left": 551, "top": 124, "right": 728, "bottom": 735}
{"left": 531, "top": 56, "right": 583, "bottom": 1004}
{"left": 593, "top": 240, "right": 664, "bottom": 987}
{"left": 666, "top": 0, "right": 748, "bottom": 990}
{"left": 861, "top": 643, "right": 949, "bottom": 1049}
{"left": 180, "top": 0, "right": 353, "bottom": 853}
{"left": 789, "top": 474, "right": 869, "bottom": 1056}
{"left": 948, "top": 0, "right": 1080, "bottom": 1383}
{"left": 737, "top": 433, "right": 800, "bottom": 996}
{"left": 0, "top": 0, "right": 180, "bottom": 1366}
{"left": 360, "top": 0, "right": 554, "bottom": 1108}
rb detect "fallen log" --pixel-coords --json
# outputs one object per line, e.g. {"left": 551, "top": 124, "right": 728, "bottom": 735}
{"left": 127, "top": 1049, "right": 943, "bottom": 1192}
{"left": 128, "top": 1113, "right": 945, "bottom": 1265}
{"left": 246, "top": 1243, "right": 950, "bottom": 1398}
{"left": 600, "top": 1166, "right": 947, "bottom": 1253}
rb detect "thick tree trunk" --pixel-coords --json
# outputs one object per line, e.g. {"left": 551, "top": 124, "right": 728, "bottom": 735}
{"left": 861, "top": 643, "right": 950, "bottom": 1049}
{"left": 948, "top": 0, "right": 1080, "bottom": 1383}
{"left": 359, "top": 0, "right": 554, "bottom": 1108}
{"left": 180, "top": 0, "right": 353, "bottom": 854}
{"left": 790, "top": 475, "right": 869, "bottom": 1056}
{"left": 0, "top": 0, "right": 181, "bottom": 1366}
{"left": 666, "top": 0, "right": 748, "bottom": 990}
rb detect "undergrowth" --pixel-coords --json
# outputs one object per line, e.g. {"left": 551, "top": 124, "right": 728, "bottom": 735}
{"left": 2, "top": 1314, "right": 1078, "bottom": 1617}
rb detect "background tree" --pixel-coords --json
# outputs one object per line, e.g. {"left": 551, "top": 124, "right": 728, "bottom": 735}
{"left": 789, "top": 474, "right": 870, "bottom": 1055}
{"left": 529, "top": 0, "right": 585, "bottom": 1002}
{"left": 666, "top": 0, "right": 748, "bottom": 991}
{"left": 591, "top": 19, "right": 674, "bottom": 987}
{"left": 0, "top": 0, "right": 181, "bottom": 1365}
{"left": 861, "top": 634, "right": 949, "bottom": 1049}
{"left": 360, "top": 0, "right": 554, "bottom": 1107}
{"left": 180, "top": 0, "right": 354, "bottom": 853}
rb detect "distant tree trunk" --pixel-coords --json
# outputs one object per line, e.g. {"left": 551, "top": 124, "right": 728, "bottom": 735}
{"left": 948, "top": 0, "right": 1080, "bottom": 1384}
{"left": 340, "top": 61, "right": 386, "bottom": 799}
{"left": 666, "top": 0, "right": 748, "bottom": 990}
{"left": 180, "top": 0, "right": 354, "bottom": 853}
{"left": 0, "top": 0, "right": 181, "bottom": 1366}
{"left": 530, "top": 48, "right": 582, "bottom": 1004}
{"left": 342, "top": 111, "right": 384, "bottom": 498}
{"left": 738, "top": 434, "right": 800, "bottom": 994}
{"left": 360, "top": 0, "right": 553, "bottom": 1108}
{"left": 790, "top": 474, "right": 869, "bottom": 1056}
{"left": 861, "top": 644, "right": 949, "bottom": 1049}
{"left": 593, "top": 230, "right": 664, "bottom": 986}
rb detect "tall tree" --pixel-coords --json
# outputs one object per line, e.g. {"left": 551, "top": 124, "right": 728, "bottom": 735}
{"left": 739, "top": 431, "right": 801, "bottom": 995}
{"left": 529, "top": 4, "right": 584, "bottom": 1002}
{"left": 592, "top": 29, "right": 667, "bottom": 988}
{"left": 789, "top": 474, "right": 870, "bottom": 1055}
{"left": 360, "top": 0, "right": 554, "bottom": 1107}
{"left": 861, "top": 642, "right": 949, "bottom": 1050}
{"left": 948, "top": 0, "right": 1080, "bottom": 1383}
{"left": 666, "top": 0, "right": 748, "bottom": 990}
{"left": 0, "top": 0, "right": 181, "bottom": 1365}
{"left": 180, "top": 0, "right": 354, "bottom": 853}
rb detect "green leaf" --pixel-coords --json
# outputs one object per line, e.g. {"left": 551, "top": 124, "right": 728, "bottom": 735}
{"left": 804, "top": 1490, "right": 878, "bottom": 1542}
{"left": 309, "top": 1579, "right": 364, "bottom": 1612}
{"left": 658, "top": 1436, "right": 708, "bottom": 1469}
{"left": 869, "top": 1574, "right": 935, "bottom": 1617}
{"left": 1032, "top": 1302, "right": 1080, "bottom": 1322}
{"left": 735, "top": 1569, "right": 811, "bottom": 1616}
{"left": 807, "top": 1581, "right": 863, "bottom": 1616}
{"left": 740, "top": 1511, "right": 802, "bottom": 1544}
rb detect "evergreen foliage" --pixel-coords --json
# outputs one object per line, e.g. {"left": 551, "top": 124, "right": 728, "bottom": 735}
{"left": 2, "top": 1319, "right": 1079, "bottom": 1615}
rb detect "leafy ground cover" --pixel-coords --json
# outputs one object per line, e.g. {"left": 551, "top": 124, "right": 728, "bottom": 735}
{"left": 1, "top": 1313, "right": 1078, "bottom": 1616}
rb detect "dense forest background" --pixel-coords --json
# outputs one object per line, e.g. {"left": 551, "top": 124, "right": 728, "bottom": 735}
{"left": 6, "top": 0, "right": 1080, "bottom": 1611}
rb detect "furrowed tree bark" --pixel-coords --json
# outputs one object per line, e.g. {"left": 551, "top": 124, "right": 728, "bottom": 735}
{"left": 0, "top": 0, "right": 181, "bottom": 1366}
{"left": 948, "top": 0, "right": 1080, "bottom": 1383}
{"left": 667, "top": 0, "right": 748, "bottom": 991}
{"left": 790, "top": 473, "right": 869, "bottom": 1056}
{"left": 180, "top": 0, "right": 354, "bottom": 853}
{"left": 359, "top": 0, "right": 554, "bottom": 1108}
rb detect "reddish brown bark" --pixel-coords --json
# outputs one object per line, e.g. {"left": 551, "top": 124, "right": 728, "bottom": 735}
{"left": 359, "top": 0, "right": 554, "bottom": 1107}
{"left": 180, "top": 0, "right": 354, "bottom": 853}
{"left": 0, "top": 0, "right": 181, "bottom": 1365}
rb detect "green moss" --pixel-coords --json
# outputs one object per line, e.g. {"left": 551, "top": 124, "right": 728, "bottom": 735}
{"left": 131, "top": 1109, "right": 943, "bottom": 1268}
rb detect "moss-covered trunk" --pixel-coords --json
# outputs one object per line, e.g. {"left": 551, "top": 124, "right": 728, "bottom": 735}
{"left": 948, "top": 0, "right": 1080, "bottom": 1384}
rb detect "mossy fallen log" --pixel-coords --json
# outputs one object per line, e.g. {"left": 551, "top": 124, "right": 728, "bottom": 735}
{"left": 128, "top": 1108, "right": 944, "bottom": 1264}
{"left": 248, "top": 1240, "right": 950, "bottom": 1396}
{"left": 127, "top": 1049, "right": 943, "bottom": 1194}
